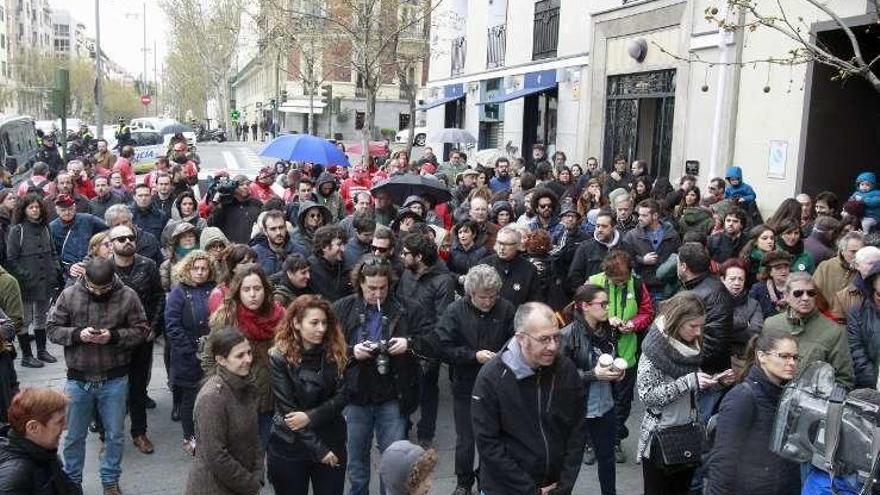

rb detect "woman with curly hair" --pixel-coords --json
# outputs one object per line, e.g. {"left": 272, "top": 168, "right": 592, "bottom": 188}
{"left": 380, "top": 440, "right": 438, "bottom": 495}
{"left": 577, "top": 178, "right": 609, "bottom": 217}
{"left": 204, "top": 263, "right": 285, "bottom": 450}
{"left": 523, "top": 229, "right": 567, "bottom": 310}
{"left": 267, "top": 295, "right": 350, "bottom": 495}
{"left": 165, "top": 250, "right": 217, "bottom": 452}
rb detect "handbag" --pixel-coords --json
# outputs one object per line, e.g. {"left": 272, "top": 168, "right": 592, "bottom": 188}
{"left": 652, "top": 386, "right": 706, "bottom": 469}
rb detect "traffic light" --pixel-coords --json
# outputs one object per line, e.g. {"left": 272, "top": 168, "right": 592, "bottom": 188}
{"left": 320, "top": 84, "right": 332, "bottom": 105}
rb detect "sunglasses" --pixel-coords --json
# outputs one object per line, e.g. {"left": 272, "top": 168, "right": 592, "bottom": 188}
{"left": 371, "top": 245, "right": 391, "bottom": 254}
{"left": 112, "top": 235, "right": 136, "bottom": 244}
{"left": 791, "top": 289, "right": 818, "bottom": 298}
{"left": 537, "top": 203, "right": 554, "bottom": 209}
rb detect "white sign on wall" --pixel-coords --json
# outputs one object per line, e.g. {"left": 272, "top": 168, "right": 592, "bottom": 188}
{"left": 767, "top": 140, "right": 787, "bottom": 179}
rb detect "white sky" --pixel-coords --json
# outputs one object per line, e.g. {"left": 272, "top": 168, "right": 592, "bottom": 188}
{"left": 50, "top": 0, "right": 169, "bottom": 81}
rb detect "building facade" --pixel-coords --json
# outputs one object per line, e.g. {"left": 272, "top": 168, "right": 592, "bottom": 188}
{"left": 424, "top": 0, "right": 879, "bottom": 214}
{"left": 4, "top": 0, "right": 54, "bottom": 116}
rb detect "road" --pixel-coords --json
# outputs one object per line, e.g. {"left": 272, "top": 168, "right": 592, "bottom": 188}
{"left": 17, "top": 140, "right": 647, "bottom": 494}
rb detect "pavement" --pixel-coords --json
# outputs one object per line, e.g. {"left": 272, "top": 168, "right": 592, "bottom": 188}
{"left": 16, "top": 140, "right": 647, "bottom": 493}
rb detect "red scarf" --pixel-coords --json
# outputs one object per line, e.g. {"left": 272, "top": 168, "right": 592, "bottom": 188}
{"left": 235, "top": 303, "right": 284, "bottom": 341}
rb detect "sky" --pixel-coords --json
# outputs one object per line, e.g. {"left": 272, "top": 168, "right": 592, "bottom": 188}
{"left": 50, "top": 0, "right": 169, "bottom": 81}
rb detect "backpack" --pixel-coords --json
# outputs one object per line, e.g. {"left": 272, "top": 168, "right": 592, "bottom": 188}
{"left": 25, "top": 178, "right": 45, "bottom": 196}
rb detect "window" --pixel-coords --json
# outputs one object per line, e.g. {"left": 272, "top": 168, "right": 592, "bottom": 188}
{"left": 532, "top": 0, "right": 560, "bottom": 60}
{"left": 355, "top": 111, "right": 365, "bottom": 130}
{"left": 1, "top": 34, "right": 5, "bottom": 49}
{"left": 1, "top": 62, "right": 6, "bottom": 78}
{"left": 0, "top": 6, "right": 5, "bottom": 21}
{"left": 399, "top": 113, "right": 410, "bottom": 131}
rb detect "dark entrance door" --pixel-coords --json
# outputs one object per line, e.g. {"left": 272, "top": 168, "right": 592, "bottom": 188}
{"left": 522, "top": 88, "right": 558, "bottom": 157}
{"left": 443, "top": 98, "right": 466, "bottom": 160}
{"left": 603, "top": 70, "right": 676, "bottom": 179}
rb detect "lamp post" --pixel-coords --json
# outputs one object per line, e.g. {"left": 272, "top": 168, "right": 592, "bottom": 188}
{"left": 94, "top": 0, "right": 103, "bottom": 138}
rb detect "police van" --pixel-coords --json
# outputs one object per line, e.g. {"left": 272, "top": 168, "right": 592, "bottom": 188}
{"left": 0, "top": 116, "right": 40, "bottom": 178}
{"left": 129, "top": 129, "right": 164, "bottom": 165}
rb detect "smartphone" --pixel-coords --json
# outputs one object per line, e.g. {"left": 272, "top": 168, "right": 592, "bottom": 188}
{"left": 88, "top": 328, "right": 102, "bottom": 335}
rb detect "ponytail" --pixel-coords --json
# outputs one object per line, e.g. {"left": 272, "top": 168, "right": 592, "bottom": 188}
{"left": 738, "top": 327, "right": 797, "bottom": 382}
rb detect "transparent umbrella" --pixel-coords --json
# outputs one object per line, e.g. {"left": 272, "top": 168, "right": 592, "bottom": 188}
{"left": 428, "top": 128, "right": 477, "bottom": 144}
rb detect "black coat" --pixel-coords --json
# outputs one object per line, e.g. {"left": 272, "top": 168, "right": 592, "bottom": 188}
{"left": 0, "top": 425, "right": 79, "bottom": 495}
{"left": 681, "top": 273, "right": 734, "bottom": 374}
{"left": 847, "top": 299, "right": 880, "bottom": 388}
{"left": 559, "top": 317, "right": 616, "bottom": 400}
{"left": 397, "top": 261, "right": 455, "bottom": 331}
{"left": 207, "top": 196, "right": 263, "bottom": 244}
{"left": 566, "top": 235, "right": 622, "bottom": 295}
{"left": 479, "top": 254, "right": 542, "bottom": 306}
{"left": 268, "top": 346, "right": 348, "bottom": 462}
{"left": 130, "top": 204, "right": 168, "bottom": 242}
{"left": 446, "top": 242, "right": 488, "bottom": 278}
{"left": 6, "top": 221, "right": 61, "bottom": 301}
{"left": 165, "top": 281, "right": 215, "bottom": 387}
{"left": 707, "top": 232, "right": 747, "bottom": 264}
{"left": 115, "top": 254, "right": 164, "bottom": 336}
{"left": 333, "top": 293, "right": 430, "bottom": 414}
{"left": 623, "top": 225, "right": 681, "bottom": 293}
{"left": 88, "top": 192, "right": 124, "bottom": 221}
{"left": 705, "top": 366, "right": 800, "bottom": 495}
{"left": 472, "top": 342, "right": 586, "bottom": 495}
{"left": 308, "top": 255, "right": 352, "bottom": 303}
{"left": 435, "top": 297, "right": 515, "bottom": 395}
{"left": 135, "top": 228, "right": 164, "bottom": 267}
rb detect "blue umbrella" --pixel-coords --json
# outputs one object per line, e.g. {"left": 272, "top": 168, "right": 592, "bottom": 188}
{"left": 259, "top": 134, "right": 350, "bottom": 166}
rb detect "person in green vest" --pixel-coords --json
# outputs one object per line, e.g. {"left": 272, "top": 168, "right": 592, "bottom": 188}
{"left": 587, "top": 249, "right": 655, "bottom": 464}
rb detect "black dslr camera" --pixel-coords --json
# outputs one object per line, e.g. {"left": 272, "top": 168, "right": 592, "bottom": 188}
{"left": 206, "top": 174, "right": 240, "bottom": 204}
{"left": 365, "top": 340, "right": 391, "bottom": 375}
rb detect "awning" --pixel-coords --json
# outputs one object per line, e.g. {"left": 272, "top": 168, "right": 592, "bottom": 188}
{"left": 417, "top": 93, "right": 465, "bottom": 110}
{"left": 477, "top": 69, "right": 558, "bottom": 105}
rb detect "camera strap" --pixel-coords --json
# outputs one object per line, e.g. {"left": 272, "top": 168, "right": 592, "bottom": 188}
{"left": 824, "top": 385, "right": 847, "bottom": 474}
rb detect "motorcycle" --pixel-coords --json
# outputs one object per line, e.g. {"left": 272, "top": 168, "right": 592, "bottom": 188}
{"left": 196, "top": 127, "right": 226, "bottom": 143}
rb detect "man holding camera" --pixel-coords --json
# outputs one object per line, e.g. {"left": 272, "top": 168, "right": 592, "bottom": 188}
{"left": 47, "top": 258, "right": 150, "bottom": 495}
{"left": 332, "top": 255, "right": 430, "bottom": 495}
{"left": 207, "top": 174, "right": 263, "bottom": 244}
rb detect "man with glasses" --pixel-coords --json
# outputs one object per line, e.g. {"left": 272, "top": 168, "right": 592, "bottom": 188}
{"left": 308, "top": 225, "right": 352, "bottom": 303}
{"left": 436, "top": 264, "right": 515, "bottom": 495}
{"left": 764, "top": 271, "right": 854, "bottom": 388}
{"left": 398, "top": 233, "right": 456, "bottom": 449}
{"left": 702, "top": 177, "right": 726, "bottom": 207}
{"left": 108, "top": 226, "right": 164, "bottom": 455}
{"left": 481, "top": 226, "right": 541, "bottom": 306}
{"left": 472, "top": 302, "right": 586, "bottom": 495}
{"left": 527, "top": 188, "right": 561, "bottom": 235}
{"left": 489, "top": 158, "right": 512, "bottom": 194}
{"left": 333, "top": 255, "right": 431, "bottom": 495}
{"left": 370, "top": 226, "right": 404, "bottom": 277}
{"left": 48, "top": 257, "right": 150, "bottom": 495}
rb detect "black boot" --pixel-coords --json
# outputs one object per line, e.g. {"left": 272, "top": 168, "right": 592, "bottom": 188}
{"left": 34, "top": 328, "right": 57, "bottom": 363}
{"left": 17, "top": 334, "right": 43, "bottom": 368}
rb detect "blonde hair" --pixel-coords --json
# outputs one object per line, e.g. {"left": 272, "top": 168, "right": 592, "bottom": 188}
{"left": 88, "top": 231, "right": 111, "bottom": 257}
{"left": 173, "top": 249, "right": 215, "bottom": 286}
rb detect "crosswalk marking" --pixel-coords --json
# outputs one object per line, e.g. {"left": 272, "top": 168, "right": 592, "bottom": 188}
{"left": 222, "top": 150, "right": 240, "bottom": 170}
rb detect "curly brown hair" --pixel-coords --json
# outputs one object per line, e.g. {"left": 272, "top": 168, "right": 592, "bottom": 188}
{"left": 522, "top": 229, "right": 552, "bottom": 257}
{"left": 210, "top": 263, "right": 273, "bottom": 329}
{"left": 273, "top": 295, "right": 348, "bottom": 375}
{"left": 407, "top": 448, "right": 438, "bottom": 493}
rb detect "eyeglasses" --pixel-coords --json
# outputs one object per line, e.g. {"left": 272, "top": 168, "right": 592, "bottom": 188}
{"left": 520, "top": 332, "right": 562, "bottom": 347}
{"left": 766, "top": 351, "right": 800, "bottom": 362}
{"left": 112, "top": 235, "right": 136, "bottom": 244}
{"left": 85, "top": 279, "right": 113, "bottom": 295}
{"left": 587, "top": 301, "right": 609, "bottom": 308}
{"left": 791, "top": 289, "right": 818, "bottom": 298}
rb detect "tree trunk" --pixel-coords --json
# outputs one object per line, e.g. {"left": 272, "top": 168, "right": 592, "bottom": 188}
{"left": 361, "top": 85, "right": 377, "bottom": 167}
{"left": 309, "top": 91, "right": 315, "bottom": 135}
{"left": 405, "top": 84, "right": 416, "bottom": 159}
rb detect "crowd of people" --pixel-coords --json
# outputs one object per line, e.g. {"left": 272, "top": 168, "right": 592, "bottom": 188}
{"left": 0, "top": 139, "right": 878, "bottom": 495}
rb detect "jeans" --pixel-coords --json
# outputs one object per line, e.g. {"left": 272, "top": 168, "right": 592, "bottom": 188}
{"left": 344, "top": 401, "right": 405, "bottom": 495}
{"left": 259, "top": 412, "right": 272, "bottom": 452}
{"left": 586, "top": 410, "right": 618, "bottom": 495}
{"left": 128, "top": 341, "right": 152, "bottom": 438}
{"left": 267, "top": 443, "right": 345, "bottom": 495}
{"left": 453, "top": 388, "right": 476, "bottom": 488}
{"left": 416, "top": 360, "right": 440, "bottom": 442}
{"left": 63, "top": 376, "right": 128, "bottom": 486}
{"left": 179, "top": 386, "right": 198, "bottom": 439}
{"left": 612, "top": 369, "right": 636, "bottom": 442}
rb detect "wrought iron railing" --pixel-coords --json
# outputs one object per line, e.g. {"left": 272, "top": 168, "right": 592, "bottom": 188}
{"left": 451, "top": 36, "right": 466, "bottom": 76}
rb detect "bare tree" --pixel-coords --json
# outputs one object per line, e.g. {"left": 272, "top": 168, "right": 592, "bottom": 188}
{"left": 694, "top": 1, "right": 880, "bottom": 92}
{"left": 161, "top": 0, "right": 245, "bottom": 124}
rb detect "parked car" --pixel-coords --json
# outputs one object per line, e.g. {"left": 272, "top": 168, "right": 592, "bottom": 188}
{"left": 395, "top": 126, "right": 429, "bottom": 146}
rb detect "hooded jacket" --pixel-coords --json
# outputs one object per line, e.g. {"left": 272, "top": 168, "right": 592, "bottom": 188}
{"left": 165, "top": 195, "right": 207, "bottom": 242}
{"left": 47, "top": 275, "right": 149, "bottom": 381}
{"left": 566, "top": 229, "right": 621, "bottom": 295}
{"left": 292, "top": 200, "right": 333, "bottom": 254}
{"left": 676, "top": 206, "right": 714, "bottom": 238}
{"left": 435, "top": 296, "right": 515, "bottom": 394}
{"left": 250, "top": 233, "right": 307, "bottom": 277}
{"left": 764, "top": 309, "right": 854, "bottom": 389}
{"left": 0, "top": 424, "right": 79, "bottom": 495}
{"left": 723, "top": 166, "right": 757, "bottom": 203}
{"left": 6, "top": 219, "right": 62, "bottom": 301}
{"left": 705, "top": 365, "right": 801, "bottom": 495}
{"left": 851, "top": 171, "right": 880, "bottom": 220}
{"left": 380, "top": 440, "right": 428, "bottom": 495}
{"left": 314, "top": 172, "right": 345, "bottom": 223}
{"left": 199, "top": 226, "right": 229, "bottom": 251}
{"left": 729, "top": 290, "right": 764, "bottom": 359}
{"left": 472, "top": 337, "right": 586, "bottom": 495}
{"left": 160, "top": 222, "right": 198, "bottom": 291}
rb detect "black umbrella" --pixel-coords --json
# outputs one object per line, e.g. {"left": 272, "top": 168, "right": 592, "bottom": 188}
{"left": 160, "top": 123, "right": 194, "bottom": 135}
{"left": 371, "top": 174, "right": 452, "bottom": 205}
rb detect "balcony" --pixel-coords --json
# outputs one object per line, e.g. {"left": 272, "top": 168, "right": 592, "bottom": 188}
{"left": 451, "top": 36, "right": 466, "bottom": 77}
{"left": 486, "top": 24, "right": 506, "bottom": 69}
{"left": 532, "top": 0, "right": 560, "bottom": 60}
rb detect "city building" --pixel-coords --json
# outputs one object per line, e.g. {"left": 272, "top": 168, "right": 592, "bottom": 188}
{"left": 4, "top": 0, "right": 54, "bottom": 116}
{"left": 424, "top": 0, "right": 879, "bottom": 214}
{"left": 230, "top": 0, "right": 427, "bottom": 141}
{"left": 0, "top": 2, "right": 9, "bottom": 114}
{"left": 50, "top": 8, "right": 88, "bottom": 58}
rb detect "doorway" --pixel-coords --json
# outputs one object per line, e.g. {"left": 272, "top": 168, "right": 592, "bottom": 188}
{"left": 603, "top": 69, "right": 675, "bottom": 178}
{"left": 522, "top": 88, "right": 558, "bottom": 157}
{"left": 443, "top": 98, "right": 466, "bottom": 160}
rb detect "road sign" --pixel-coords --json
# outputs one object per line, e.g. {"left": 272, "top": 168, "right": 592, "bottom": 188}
{"left": 140, "top": 94, "right": 152, "bottom": 106}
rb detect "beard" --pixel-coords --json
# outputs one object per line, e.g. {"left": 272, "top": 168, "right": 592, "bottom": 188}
{"left": 116, "top": 245, "right": 136, "bottom": 257}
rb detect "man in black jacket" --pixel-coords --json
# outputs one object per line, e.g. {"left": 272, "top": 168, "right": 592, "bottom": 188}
{"left": 103, "top": 204, "right": 163, "bottom": 267}
{"left": 436, "top": 265, "right": 515, "bottom": 494}
{"left": 480, "top": 226, "right": 542, "bottom": 305}
{"left": 109, "top": 226, "right": 164, "bottom": 455}
{"left": 333, "top": 255, "right": 430, "bottom": 495}
{"left": 472, "top": 302, "right": 586, "bottom": 495}
{"left": 602, "top": 155, "right": 632, "bottom": 196}
{"left": 130, "top": 184, "right": 167, "bottom": 242}
{"left": 0, "top": 388, "right": 80, "bottom": 495}
{"left": 89, "top": 176, "right": 124, "bottom": 220}
{"left": 207, "top": 175, "right": 263, "bottom": 244}
{"left": 397, "top": 233, "right": 456, "bottom": 448}
{"left": 624, "top": 199, "right": 681, "bottom": 306}
{"left": 269, "top": 253, "right": 314, "bottom": 306}
{"left": 707, "top": 206, "right": 748, "bottom": 264}
{"left": 567, "top": 209, "right": 623, "bottom": 295}
{"left": 308, "top": 225, "right": 352, "bottom": 303}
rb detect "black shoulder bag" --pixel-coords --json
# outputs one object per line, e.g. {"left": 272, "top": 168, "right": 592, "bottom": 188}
{"left": 652, "top": 378, "right": 706, "bottom": 470}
